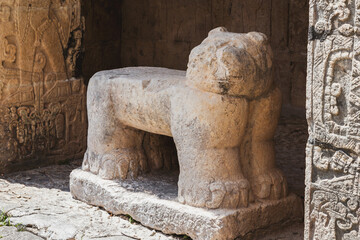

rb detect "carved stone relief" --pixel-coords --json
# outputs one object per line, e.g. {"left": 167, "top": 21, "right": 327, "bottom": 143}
{"left": 306, "top": 0, "right": 360, "bottom": 239}
{"left": 0, "top": 0, "right": 86, "bottom": 173}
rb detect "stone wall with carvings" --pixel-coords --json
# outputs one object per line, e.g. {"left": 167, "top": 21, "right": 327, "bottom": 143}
{"left": 0, "top": 0, "right": 87, "bottom": 173}
{"left": 306, "top": 0, "right": 360, "bottom": 239}
{"left": 120, "top": 0, "right": 309, "bottom": 115}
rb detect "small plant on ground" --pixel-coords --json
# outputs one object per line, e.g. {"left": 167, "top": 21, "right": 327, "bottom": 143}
{"left": 0, "top": 211, "right": 11, "bottom": 227}
{"left": 0, "top": 210, "right": 25, "bottom": 232}
{"left": 15, "top": 223, "right": 25, "bottom": 231}
{"left": 128, "top": 215, "right": 135, "bottom": 224}
{"left": 125, "top": 214, "right": 139, "bottom": 224}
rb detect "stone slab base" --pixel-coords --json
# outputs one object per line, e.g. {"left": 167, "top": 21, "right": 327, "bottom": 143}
{"left": 70, "top": 169, "right": 303, "bottom": 240}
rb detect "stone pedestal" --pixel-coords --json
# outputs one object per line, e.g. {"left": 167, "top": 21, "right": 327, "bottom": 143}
{"left": 70, "top": 169, "right": 303, "bottom": 240}
{"left": 0, "top": 0, "right": 87, "bottom": 173}
{"left": 306, "top": 1, "right": 360, "bottom": 239}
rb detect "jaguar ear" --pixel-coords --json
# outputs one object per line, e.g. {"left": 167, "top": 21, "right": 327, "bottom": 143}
{"left": 246, "top": 32, "right": 273, "bottom": 71}
{"left": 208, "top": 27, "right": 228, "bottom": 36}
{"left": 247, "top": 32, "right": 269, "bottom": 46}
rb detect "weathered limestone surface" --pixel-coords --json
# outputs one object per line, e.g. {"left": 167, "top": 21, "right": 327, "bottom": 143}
{"left": 0, "top": 161, "right": 180, "bottom": 240}
{"left": 0, "top": 226, "right": 42, "bottom": 240}
{"left": 0, "top": 0, "right": 87, "bottom": 173}
{"left": 71, "top": 27, "right": 302, "bottom": 238}
{"left": 70, "top": 169, "right": 303, "bottom": 240}
{"left": 305, "top": 0, "right": 360, "bottom": 239}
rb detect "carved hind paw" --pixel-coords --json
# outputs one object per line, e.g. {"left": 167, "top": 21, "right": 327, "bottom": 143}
{"left": 251, "top": 168, "right": 288, "bottom": 200}
{"left": 98, "top": 149, "right": 129, "bottom": 180}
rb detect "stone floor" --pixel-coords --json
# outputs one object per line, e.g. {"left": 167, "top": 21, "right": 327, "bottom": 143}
{"left": 0, "top": 117, "right": 307, "bottom": 240}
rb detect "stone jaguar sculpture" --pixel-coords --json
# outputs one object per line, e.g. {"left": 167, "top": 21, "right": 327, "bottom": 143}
{"left": 82, "top": 27, "right": 288, "bottom": 209}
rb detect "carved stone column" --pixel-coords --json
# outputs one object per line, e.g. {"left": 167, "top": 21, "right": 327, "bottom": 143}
{"left": 306, "top": 0, "right": 360, "bottom": 239}
{"left": 0, "top": 0, "right": 86, "bottom": 173}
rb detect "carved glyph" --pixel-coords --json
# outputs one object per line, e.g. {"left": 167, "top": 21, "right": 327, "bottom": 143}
{"left": 81, "top": 27, "right": 287, "bottom": 210}
{"left": 306, "top": 0, "right": 360, "bottom": 239}
{"left": 0, "top": 0, "right": 86, "bottom": 172}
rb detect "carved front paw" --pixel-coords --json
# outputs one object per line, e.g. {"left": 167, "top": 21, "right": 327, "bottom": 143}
{"left": 82, "top": 148, "right": 147, "bottom": 180}
{"left": 98, "top": 149, "right": 128, "bottom": 180}
{"left": 99, "top": 148, "right": 147, "bottom": 180}
{"left": 252, "top": 168, "right": 288, "bottom": 200}
{"left": 206, "top": 179, "right": 252, "bottom": 209}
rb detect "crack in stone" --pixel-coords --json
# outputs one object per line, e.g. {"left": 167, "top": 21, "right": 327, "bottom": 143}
{"left": 308, "top": 138, "right": 355, "bottom": 156}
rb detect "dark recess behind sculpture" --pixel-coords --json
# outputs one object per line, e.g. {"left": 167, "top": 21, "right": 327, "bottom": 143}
{"left": 81, "top": 0, "right": 309, "bottom": 119}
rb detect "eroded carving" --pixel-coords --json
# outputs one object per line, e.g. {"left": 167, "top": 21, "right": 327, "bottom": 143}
{"left": 0, "top": 3, "right": 11, "bottom": 23}
{"left": 81, "top": 27, "right": 287, "bottom": 210}
{"left": 0, "top": 0, "right": 86, "bottom": 172}
{"left": 306, "top": 0, "right": 360, "bottom": 239}
{"left": 310, "top": 190, "right": 360, "bottom": 240}
{"left": 311, "top": 0, "right": 354, "bottom": 40}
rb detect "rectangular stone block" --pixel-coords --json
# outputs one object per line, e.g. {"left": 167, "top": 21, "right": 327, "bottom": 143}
{"left": 306, "top": 1, "right": 360, "bottom": 239}
{"left": 70, "top": 169, "right": 303, "bottom": 240}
